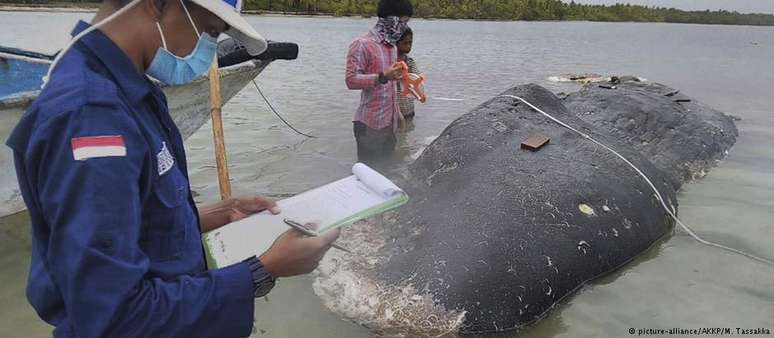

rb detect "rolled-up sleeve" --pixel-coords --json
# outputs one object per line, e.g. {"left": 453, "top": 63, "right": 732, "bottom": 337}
{"left": 346, "top": 39, "right": 378, "bottom": 90}
{"left": 28, "top": 104, "right": 254, "bottom": 338}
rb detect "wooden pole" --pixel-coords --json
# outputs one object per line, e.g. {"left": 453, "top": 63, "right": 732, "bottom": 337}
{"left": 208, "top": 56, "right": 232, "bottom": 200}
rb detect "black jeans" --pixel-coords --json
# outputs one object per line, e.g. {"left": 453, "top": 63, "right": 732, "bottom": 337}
{"left": 353, "top": 121, "right": 396, "bottom": 165}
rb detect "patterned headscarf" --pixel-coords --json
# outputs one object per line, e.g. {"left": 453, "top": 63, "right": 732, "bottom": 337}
{"left": 372, "top": 16, "right": 408, "bottom": 45}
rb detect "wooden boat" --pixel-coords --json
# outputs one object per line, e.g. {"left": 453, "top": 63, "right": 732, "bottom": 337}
{"left": 0, "top": 40, "right": 298, "bottom": 217}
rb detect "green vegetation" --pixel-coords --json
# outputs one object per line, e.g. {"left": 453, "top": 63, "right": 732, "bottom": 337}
{"left": 2, "top": 0, "right": 773, "bottom": 26}
{"left": 245, "top": 0, "right": 774, "bottom": 25}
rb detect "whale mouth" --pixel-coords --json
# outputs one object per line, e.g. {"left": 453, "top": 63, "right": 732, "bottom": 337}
{"left": 313, "top": 215, "right": 466, "bottom": 336}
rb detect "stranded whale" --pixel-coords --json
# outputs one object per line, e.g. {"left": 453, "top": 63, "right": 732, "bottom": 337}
{"left": 314, "top": 81, "right": 737, "bottom": 336}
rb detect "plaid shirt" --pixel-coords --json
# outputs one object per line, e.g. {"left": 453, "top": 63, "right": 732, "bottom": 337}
{"left": 346, "top": 31, "right": 399, "bottom": 130}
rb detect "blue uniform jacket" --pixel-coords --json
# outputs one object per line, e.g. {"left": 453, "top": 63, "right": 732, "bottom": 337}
{"left": 6, "top": 21, "right": 255, "bottom": 338}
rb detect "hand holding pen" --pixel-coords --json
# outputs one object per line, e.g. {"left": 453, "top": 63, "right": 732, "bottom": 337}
{"left": 283, "top": 219, "right": 352, "bottom": 253}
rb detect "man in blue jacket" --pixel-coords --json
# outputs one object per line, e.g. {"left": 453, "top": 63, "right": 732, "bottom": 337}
{"left": 6, "top": 0, "right": 339, "bottom": 336}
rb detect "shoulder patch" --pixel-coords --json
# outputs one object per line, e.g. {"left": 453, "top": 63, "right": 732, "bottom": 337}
{"left": 71, "top": 135, "right": 126, "bottom": 161}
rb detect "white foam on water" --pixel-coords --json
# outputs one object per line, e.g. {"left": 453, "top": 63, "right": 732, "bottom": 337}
{"left": 313, "top": 215, "right": 466, "bottom": 337}
{"left": 547, "top": 74, "right": 610, "bottom": 83}
{"left": 547, "top": 76, "right": 571, "bottom": 82}
{"left": 411, "top": 135, "right": 440, "bottom": 160}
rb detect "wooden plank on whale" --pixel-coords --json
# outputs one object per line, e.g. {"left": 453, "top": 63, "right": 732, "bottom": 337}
{"left": 521, "top": 135, "right": 550, "bottom": 151}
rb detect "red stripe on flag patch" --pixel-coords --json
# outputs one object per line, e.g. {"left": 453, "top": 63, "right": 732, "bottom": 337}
{"left": 71, "top": 135, "right": 126, "bottom": 161}
{"left": 71, "top": 135, "right": 125, "bottom": 149}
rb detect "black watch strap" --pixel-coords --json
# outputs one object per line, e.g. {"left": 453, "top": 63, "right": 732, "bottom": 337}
{"left": 378, "top": 72, "right": 388, "bottom": 84}
{"left": 243, "top": 256, "right": 276, "bottom": 298}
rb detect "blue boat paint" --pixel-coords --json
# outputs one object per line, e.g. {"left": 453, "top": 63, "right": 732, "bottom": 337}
{"left": 0, "top": 58, "right": 48, "bottom": 99}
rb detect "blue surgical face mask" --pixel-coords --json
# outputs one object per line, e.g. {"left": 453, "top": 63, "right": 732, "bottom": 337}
{"left": 146, "top": 1, "right": 217, "bottom": 85}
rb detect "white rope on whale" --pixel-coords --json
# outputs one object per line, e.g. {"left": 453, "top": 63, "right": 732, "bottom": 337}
{"left": 498, "top": 94, "right": 774, "bottom": 267}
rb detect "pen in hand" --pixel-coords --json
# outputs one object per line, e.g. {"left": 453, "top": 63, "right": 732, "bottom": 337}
{"left": 283, "top": 219, "right": 352, "bottom": 253}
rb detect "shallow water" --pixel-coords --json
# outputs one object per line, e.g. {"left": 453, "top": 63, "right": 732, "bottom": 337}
{"left": 1, "top": 12, "right": 773, "bottom": 337}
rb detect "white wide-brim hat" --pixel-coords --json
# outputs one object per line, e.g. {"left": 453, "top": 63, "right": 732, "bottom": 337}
{"left": 189, "top": 0, "right": 267, "bottom": 55}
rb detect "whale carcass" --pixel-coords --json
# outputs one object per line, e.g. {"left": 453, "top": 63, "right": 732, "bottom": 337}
{"left": 314, "top": 81, "right": 737, "bottom": 335}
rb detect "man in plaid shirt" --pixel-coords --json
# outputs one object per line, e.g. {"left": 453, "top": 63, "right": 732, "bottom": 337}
{"left": 346, "top": 0, "right": 413, "bottom": 164}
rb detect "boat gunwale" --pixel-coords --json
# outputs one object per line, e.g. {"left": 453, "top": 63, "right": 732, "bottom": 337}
{"left": 0, "top": 59, "right": 263, "bottom": 110}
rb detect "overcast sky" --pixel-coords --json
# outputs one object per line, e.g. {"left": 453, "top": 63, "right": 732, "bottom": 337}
{"left": 564, "top": 0, "right": 774, "bottom": 14}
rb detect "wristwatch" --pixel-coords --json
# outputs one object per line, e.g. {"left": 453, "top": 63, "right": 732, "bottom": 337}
{"left": 378, "top": 72, "right": 388, "bottom": 84}
{"left": 243, "top": 256, "right": 275, "bottom": 298}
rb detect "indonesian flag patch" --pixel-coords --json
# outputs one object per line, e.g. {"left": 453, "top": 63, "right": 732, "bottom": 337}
{"left": 71, "top": 135, "right": 127, "bottom": 161}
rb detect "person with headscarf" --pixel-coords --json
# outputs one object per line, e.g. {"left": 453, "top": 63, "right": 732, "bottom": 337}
{"left": 345, "top": 0, "right": 413, "bottom": 165}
